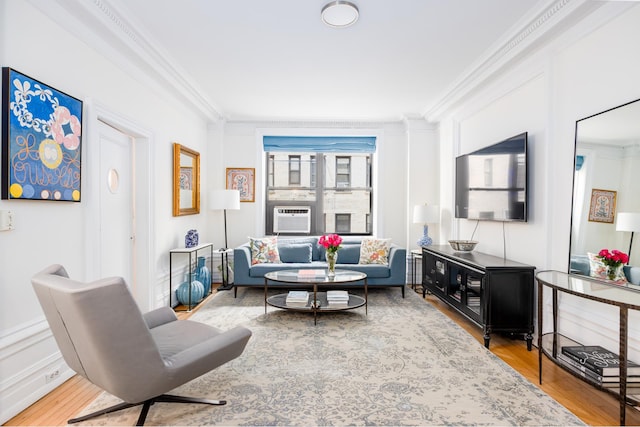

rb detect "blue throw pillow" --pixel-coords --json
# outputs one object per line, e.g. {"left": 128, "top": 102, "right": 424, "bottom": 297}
{"left": 337, "top": 245, "right": 361, "bottom": 264}
{"left": 278, "top": 243, "right": 313, "bottom": 263}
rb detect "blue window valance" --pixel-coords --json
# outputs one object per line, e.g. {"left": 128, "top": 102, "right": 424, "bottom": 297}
{"left": 263, "top": 136, "right": 376, "bottom": 153}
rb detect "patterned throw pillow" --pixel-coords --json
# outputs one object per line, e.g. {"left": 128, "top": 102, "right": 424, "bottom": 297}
{"left": 250, "top": 236, "right": 281, "bottom": 265}
{"left": 358, "top": 238, "right": 391, "bottom": 265}
{"left": 587, "top": 252, "right": 627, "bottom": 284}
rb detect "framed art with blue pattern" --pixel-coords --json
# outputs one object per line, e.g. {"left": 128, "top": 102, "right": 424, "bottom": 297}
{"left": 2, "top": 68, "right": 83, "bottom": 201}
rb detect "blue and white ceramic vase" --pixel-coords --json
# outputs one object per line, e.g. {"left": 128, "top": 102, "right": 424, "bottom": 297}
{"left": 185, "top": 229, "right": 199, "bottom": 248}
{"left": 195, "top": 256, "right": 211, "bottom": 295}
{"left": 176, "top": 274, "right": 204, "bottom": 306}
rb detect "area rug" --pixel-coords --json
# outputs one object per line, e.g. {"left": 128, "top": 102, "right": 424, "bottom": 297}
{"left": 75, "top": 287, "right": 584, "bottom": 426}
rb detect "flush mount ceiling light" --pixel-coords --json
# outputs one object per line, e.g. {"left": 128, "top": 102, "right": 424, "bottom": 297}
{"left": 321, "top": 1, "right": 359, "bottom": 28}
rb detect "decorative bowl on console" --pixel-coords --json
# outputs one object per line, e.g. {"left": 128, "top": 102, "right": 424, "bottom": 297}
{"left": 449, "top": 240, "right": 478, "bottom": 252}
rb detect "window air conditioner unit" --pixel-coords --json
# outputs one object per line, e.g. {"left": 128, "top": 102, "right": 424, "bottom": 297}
{"left": 273, "top": 206, "right": 311, "bottom": 234}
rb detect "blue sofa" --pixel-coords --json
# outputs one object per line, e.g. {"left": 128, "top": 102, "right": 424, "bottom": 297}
{"left": 233, "top": 236, "right": 407, "bottom": 296}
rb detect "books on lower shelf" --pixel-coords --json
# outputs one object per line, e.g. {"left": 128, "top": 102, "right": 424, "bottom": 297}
{"left": 327, "top": 290, "right": 349, "bottom": 305}
{"left": 559, "top": 345, "right": 640, "bottom": 386}
{"left": 286, "top": 290, "right": 309, "bottom": 307}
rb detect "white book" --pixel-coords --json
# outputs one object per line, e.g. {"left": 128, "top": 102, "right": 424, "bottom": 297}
{"left": 286, "top": 290, "right": 309, "bottom": 303}
{"left": 327, "top": 290, "right": 349, "bottom": 301}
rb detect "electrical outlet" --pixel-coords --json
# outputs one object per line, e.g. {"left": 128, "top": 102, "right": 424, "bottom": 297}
{"left": 45, "top": 368, "right": 60, "bottom": 383}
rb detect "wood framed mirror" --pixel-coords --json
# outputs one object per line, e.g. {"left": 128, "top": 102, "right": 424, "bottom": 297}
{"left": 173, "top": 143, "right": 200, "bottom": 216}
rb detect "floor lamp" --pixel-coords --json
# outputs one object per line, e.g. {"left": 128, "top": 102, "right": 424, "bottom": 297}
{"left": 616, "top": 212, "right": 640, "bottom": 263}
{"left": 209, "top": 189, "right": 241, "bottom": 250}
{"left": 413, "top": 204, "right": 439, "bottom": 247}
{"left": 209, "top": 189, "right": 240, "bottom": 290}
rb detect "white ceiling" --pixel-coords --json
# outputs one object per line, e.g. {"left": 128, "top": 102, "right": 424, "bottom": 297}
{"left": 40, "top": 0, "right": 624, "bottom": 123}
{"left": 105, "top": 0, "right": 544, "bottom": 122}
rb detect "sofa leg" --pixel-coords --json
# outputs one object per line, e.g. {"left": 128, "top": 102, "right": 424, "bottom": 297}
{"left": 402, "top": 285, "right": 405, "bottom": 298}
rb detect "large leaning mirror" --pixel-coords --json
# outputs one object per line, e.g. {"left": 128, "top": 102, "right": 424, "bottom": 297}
{"left": 569, "top": 98, "right": 640, "bottom": 285}
{"left": 173, "top": 142, "right": 200, "bottom": 216}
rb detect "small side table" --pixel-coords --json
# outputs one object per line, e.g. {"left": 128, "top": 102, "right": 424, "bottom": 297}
{"left": 410, "top": 249, "right": 423, "bottom": 293}
{"left": 169, "top": 243, "right": 214, "bottom": 311}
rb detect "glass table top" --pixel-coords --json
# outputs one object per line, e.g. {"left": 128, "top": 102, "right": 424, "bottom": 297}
{"left": 264, "top": 269, "right": 367, "bottom": 284}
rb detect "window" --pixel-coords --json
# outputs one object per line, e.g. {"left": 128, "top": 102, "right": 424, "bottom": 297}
{"left": 263, "top": 135, "right": 375, "bottom": 236}
{"left": 289, "top": 155, "right": 301, "bottom": 185}
{"left": 310, "top": 155, "right": 316, "bottom": 187}
{"left": 336, "top": 156, "right": 351, "bottom": 188}
{"left": 267, "top": 155, "right": 274, "bottom": 187}
{"left": 335, "top": 214, "right": 351, "bottom": 233}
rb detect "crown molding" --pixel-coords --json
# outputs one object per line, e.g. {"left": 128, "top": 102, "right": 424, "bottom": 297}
{"left": 422, "top": 0, "right": 608, "bottom": 122}
{"left": 27, "top": 0, "right": 223, "bottom": 123}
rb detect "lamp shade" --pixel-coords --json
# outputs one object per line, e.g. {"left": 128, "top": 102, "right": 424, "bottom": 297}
{"left": 209, "top": 189, "right": 240, "bottom": 211}
{"left": 616, "top": 212, "right": 640, "bottom": 232}
{"left": 413, "top": 204, "right": 439, "bottom": 224}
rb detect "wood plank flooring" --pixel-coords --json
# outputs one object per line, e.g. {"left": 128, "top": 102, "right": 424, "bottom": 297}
{"left": 5, "top": 287, "right": 640, "bottom": 426}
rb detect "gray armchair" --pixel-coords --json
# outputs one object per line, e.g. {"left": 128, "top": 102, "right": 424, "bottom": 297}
{"left": 31, "top": 264, "right": 252, "bottom": 425}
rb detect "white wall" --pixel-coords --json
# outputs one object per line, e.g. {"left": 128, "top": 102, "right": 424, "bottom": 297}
{"left": 0, "top": 1, "right": 214, "bottom": 421}
{"left": 439, "top": 4, "right": 640, "bottom": 359}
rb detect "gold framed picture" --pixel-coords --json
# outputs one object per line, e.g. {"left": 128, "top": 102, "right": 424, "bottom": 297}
{"left": 226, "top": 168, "right": 255, "bottom": 202}
{"left": 588, "top": 189, "right": 617, "bottom": 224}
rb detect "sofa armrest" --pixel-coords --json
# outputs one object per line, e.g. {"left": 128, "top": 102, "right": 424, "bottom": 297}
{"left": 143, "top": 307, "right": 178, "bottom": 329}
{"left": 233, "top": 245, "right": 252, "bottom": 284}
{"left": 387, "top": 245, "right": 407, "bottom": 284}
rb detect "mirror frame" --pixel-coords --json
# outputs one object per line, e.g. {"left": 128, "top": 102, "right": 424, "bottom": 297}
{"left": 569, "top": 98, "right": 640, "bottom": 279}
{"left": 173, "top": 142, "right": 200, "bottom": 216}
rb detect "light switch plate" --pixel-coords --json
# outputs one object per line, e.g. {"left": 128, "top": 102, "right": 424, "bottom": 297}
{"left": 0, "top": 210, "right": 14, "bottom": 231}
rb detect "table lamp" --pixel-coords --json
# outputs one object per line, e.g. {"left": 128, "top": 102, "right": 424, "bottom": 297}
{"left": 616, "top": 212, "right": 640, "bottom": 262}
{"left": 413, "top": 204, "right": 439, "bottom": 247}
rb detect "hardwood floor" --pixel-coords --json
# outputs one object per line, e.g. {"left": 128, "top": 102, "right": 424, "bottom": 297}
{"left": 5, "top": 287, "right": 640, "bottom": 426}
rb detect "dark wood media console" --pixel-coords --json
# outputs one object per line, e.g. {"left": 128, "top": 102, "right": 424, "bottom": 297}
{"left": 421, "top": 245, "right": 535, "bottom": 349}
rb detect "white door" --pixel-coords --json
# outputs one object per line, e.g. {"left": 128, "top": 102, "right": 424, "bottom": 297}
{"left": 98, "top": 120, "right": 134, "bottom": 291}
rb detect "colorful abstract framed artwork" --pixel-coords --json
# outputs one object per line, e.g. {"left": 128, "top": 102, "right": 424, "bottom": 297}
{"left": 588, "top": 189, "right": 617, "bottom": 224}
{"left": 2, "top": 68, "right": 83, "bottom": 201}
{"left": 226, "top": 167, "right": 255, "bottom": 202}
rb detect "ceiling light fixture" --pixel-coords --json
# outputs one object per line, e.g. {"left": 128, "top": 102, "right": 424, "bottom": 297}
{"left": 321, "top": 1, "right": 359, "bottom": 28}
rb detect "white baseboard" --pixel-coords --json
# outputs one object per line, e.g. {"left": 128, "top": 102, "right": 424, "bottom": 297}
{"left": 0, "top": 318, "right": 73, "bottom": 423}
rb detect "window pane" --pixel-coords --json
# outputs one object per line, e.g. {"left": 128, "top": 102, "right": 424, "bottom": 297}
{"left": 266, "top": 151, "right": 372, "bottom": 235}
{"left": 289, "top": 155, "right": 301, "bottom": 185}
{"left": 336, "top": 214, "right": 351, "bottom": 233}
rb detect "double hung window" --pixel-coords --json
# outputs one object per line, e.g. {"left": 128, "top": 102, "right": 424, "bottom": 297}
{"left": 263, "top": 136, "right": 375, "bottom": 235}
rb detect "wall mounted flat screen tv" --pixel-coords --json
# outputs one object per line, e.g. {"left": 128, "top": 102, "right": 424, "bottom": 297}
{"left": 455, "top": 132, "right": 528, "bottom": 222}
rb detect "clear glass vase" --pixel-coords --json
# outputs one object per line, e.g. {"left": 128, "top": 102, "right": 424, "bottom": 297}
{"left": 607, "top": 265, "right": 617, "bottom": 281}
{"left": 327, "top": 251, "right": 338, "bottom": 278}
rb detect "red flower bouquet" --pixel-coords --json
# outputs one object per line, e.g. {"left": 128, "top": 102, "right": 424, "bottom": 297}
{"left": 319, "top": 234, "right": 342, "bottom": 277}
{"left": 597, "top": 249, "right": 629, "bottom": 268}
{"left": 319, "top": 234, "right": 343, "bottom": 254}
{"left": 597, "top": 249, "right": 629, "bottom": 281}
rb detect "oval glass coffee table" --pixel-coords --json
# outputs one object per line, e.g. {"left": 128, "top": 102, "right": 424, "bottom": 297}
{"left": 264, "top": 269, "right": 367, "bottom": 325}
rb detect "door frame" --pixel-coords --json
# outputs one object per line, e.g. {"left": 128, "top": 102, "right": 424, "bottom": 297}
{"left": 84, "top": 98, "right": 155, "bottom": 311}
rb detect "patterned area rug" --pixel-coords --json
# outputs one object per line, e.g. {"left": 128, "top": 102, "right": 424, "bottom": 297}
{"left": 76, "top": 287, "right": 584, "bottom": 426}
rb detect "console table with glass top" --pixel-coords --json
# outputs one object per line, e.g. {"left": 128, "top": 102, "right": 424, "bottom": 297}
{"left": 264, "top": 269, "right": 367, "bottom": 325}
{"left": 536, "top": 270, "right": 640, "bottom": 425}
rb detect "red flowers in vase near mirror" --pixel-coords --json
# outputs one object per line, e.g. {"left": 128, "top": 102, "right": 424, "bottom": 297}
{"left": 597, "top": 249, "right": 629, "bottom": 268}
{"left": 598, "top": 249, "right": 629, "bottom": 280}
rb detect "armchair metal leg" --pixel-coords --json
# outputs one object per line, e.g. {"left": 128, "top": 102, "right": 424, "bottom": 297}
{"left": 68, "top": 394, "right": 227, "bottom": 426}
{"left": 68, "top": 401, "right": 140, "bottom": 423}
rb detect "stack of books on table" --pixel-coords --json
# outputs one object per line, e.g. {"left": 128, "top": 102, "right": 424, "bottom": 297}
{"left": 559, "top": 345, "right": 640, "bottom": 391}
{"left": 327, "top": 290, "right": 349, "bottom": 306}
{"left": 286, "top": 291, "right": 309, "bottom": 307}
